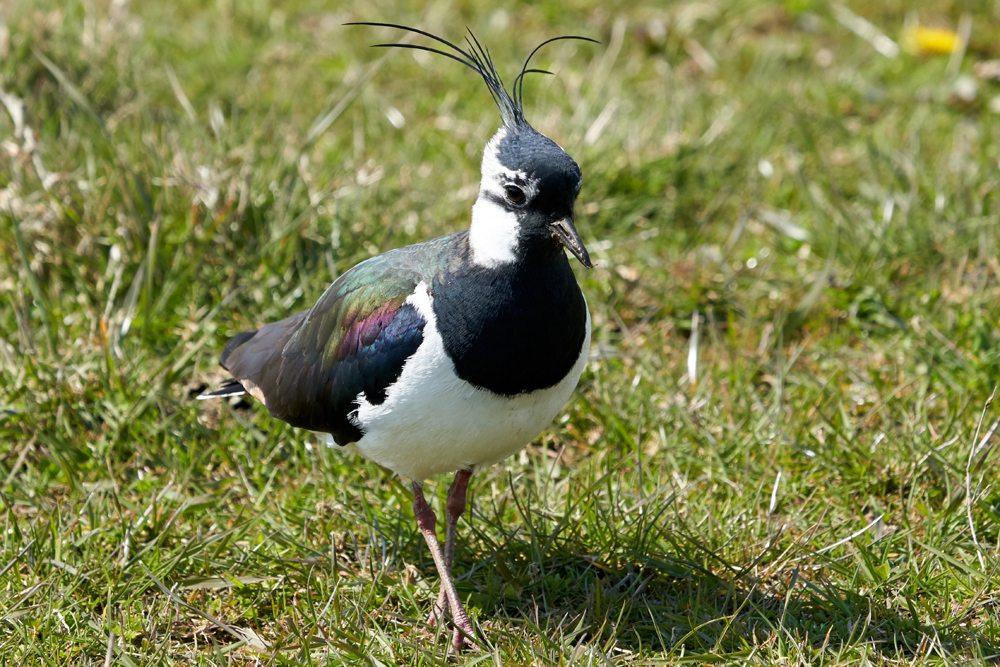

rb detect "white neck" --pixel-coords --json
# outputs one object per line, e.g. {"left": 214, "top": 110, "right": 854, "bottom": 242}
{"left": 469, "top": 194, "right": 519, "bottom": 268}
{"left": 469, "top": 128, "right": 532, "bottom": 268}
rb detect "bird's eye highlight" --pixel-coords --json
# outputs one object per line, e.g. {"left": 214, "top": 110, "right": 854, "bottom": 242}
{"left": 505, "top": 185, "right": 525, "bottom": 204}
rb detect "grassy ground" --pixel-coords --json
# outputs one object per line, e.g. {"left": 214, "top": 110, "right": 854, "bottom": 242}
{"left": 2, "top": 0, "right": 999, "bottom": 664}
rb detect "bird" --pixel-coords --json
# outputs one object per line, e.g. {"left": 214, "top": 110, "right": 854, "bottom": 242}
{"left": 199, "top": 23, "right": 596, "bottom": 651}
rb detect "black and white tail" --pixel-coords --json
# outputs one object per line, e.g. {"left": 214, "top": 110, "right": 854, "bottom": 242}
{"left": 196, "top": 379, "right": 247, "bottom": 400}
{"left": 196, "top": 329, "right": 259, "bottom": 400}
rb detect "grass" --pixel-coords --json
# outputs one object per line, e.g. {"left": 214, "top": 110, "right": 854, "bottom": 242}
{"left": 1, "top": 0, "right": 999, "bottom": 663}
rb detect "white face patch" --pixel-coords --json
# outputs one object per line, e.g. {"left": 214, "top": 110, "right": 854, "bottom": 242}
{"left": 469, "top": 128, "right": 535, "bottom": 268}
{"left": 469, "top": 196, "right": 519, "bottom": 268}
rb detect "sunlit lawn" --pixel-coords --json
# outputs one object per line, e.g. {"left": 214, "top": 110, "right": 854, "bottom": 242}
{"left": 2, "top": 0, "right": 999, "bottom": 664}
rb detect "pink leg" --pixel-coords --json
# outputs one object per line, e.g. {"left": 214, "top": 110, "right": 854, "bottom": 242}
{"left": 412, "top": 480, "right": 475, "bottom": 652}
{"left": 429, "top": 470, "right": 473, "bottom": 632}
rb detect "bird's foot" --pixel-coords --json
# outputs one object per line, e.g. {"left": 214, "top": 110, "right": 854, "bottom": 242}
{"left": 447, "top": 599, "right": 477, "bottom": 652}
{"left": 451, "top": 622, "right": 478, "bottom": 653}
{"left": 422, "top": 596, "right": 477, "bottom": 653}
{"left": 421, "top": 615, "right": 477, "bottom": 654}
{"left": 425, "top": 587, "right": 449, "bottom": 627}
{"left": 411, "top": 479, "right": 478, "bottom": 652}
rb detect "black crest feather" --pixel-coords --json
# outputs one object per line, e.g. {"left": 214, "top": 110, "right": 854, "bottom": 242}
{"left": 346, "top": 22, "right": 598, "bottom": 130}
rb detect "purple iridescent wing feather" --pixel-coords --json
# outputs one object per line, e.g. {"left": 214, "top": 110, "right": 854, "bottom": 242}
{"left": 216, "top": 234, "right": 461, "bottom": 444}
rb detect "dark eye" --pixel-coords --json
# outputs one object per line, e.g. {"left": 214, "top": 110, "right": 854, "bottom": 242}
{"left": 505, "top": 185, "right": 525, "bottom": 204}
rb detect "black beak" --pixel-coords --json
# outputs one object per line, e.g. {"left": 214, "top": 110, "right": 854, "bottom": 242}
{"left": 550, "top": 217, "right": 593, "bottom": 268}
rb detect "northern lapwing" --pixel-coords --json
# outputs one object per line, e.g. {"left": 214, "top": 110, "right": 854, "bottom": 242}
{"left": 200, "top": 23, "right": 595, "bottom": 651}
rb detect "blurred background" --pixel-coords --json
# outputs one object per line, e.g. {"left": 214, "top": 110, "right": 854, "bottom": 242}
{"left": 1, "top": 0, "right": 999, "bottom": 664}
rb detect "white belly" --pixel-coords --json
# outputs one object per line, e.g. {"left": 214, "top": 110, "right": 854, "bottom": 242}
{"left": 327, "top": 281, "right": 590, "bottom": 481}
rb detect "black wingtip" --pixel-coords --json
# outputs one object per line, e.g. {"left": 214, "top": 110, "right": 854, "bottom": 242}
{"left": 220, "top": 330, "right": 258, "bottom": 370}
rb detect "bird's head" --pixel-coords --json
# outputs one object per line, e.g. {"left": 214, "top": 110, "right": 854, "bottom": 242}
{"left": 471, "top": 122, "right": 589, "bottom": 269}
{"left": 349, "top": 23, "right": 595, "bottom": 270}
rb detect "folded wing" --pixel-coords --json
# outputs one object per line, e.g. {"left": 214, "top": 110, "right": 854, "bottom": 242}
{"left": 203, "top": 248, "right": 435, "bottom": 445}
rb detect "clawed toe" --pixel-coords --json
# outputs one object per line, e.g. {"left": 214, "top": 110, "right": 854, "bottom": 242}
{"left": 425, "top": 607, "right": 448, "bottom": 629}
{"left": 451, "top": 625, "right": 478, "bottom": 653}
{"left": 421, "top": 611, "right": 477, "bottom": 653}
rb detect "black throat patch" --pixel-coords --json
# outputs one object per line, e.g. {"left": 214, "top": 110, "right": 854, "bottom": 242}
{"left": 431, "top": 237, "right": 588, "bottom": 396}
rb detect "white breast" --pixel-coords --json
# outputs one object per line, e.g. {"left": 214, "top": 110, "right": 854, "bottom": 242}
{"left": 328, "top": 281, "right": 591, "bottom": 481}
